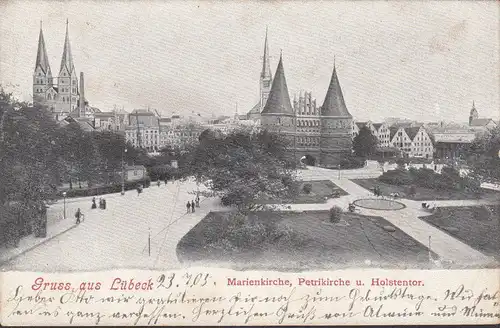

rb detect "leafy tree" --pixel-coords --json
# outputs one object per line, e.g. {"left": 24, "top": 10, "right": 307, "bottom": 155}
{"left": 186, "top": 128, "right": 297, "bottom": 213}
{"left": 466, "top": 127, "right": 500, "bottom": 184}
{"left": 353, "top": 126, "right": 378, "bottom": 157}
{"left": 0, "top": 89, "right": 62, "bottom": 204}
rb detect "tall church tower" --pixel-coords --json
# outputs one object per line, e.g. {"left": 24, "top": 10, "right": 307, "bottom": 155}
{"left": 33, "top": 22, "right": 53, "bottom": 105}
{"left": 319, "top": 63, "right": 353, "bottom": 166}
{"left": 57, "top": 19, "right": 79, "bottom": 114}
{"left": 469, "top": 101, "right": 478, "bottom": 125}
{"left": 259, "top": 27, "right": 273, "bottom": 110}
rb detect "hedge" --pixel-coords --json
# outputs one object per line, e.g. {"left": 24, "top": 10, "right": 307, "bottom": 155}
{"left": 62, "top": 178, "right": 151, "bottom": 198}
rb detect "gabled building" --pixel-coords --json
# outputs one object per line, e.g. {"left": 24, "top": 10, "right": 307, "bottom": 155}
{"left": 390, "top": 125, "right": 434, "bottom": 158}
{"left": 372, "top": 122, "right": 391, "bottom": 148}
{"left": 352, "top": 121, "right": 391, "bottom": 148}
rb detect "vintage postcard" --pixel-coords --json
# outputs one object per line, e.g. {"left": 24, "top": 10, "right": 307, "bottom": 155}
{"left": 0, "top": 0, "right": 499, "bottom": 326}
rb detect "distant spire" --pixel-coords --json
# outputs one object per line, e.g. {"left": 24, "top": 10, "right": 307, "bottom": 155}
{"left": 59, "top": 19, "right": 75, "bottom": 74}
{"left": 261, "top": 27, "right": 272, "bottom": 80}
{"left": 334, "top": 55, "right": 336, "bottom": 69}
{"left": 472, "top": 100, "right": 475, "bottom": 109}
{"left": 261, "top": 54, "right": 294, "bottom": 115}
{"left": 321, "top": 65, "right": 351, "bottom": 117}
{"left": 35, "top": 23, "right": 51, "bottom": 74}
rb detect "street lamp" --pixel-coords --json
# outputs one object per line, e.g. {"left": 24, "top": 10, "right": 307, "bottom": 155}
{"left": 62, "top": 192, "right": 67, "bottom": 220}
{"left": 338, "top": 164, "right": 341, "bottom": 180}
{"left": 121, "top": 148, "right": 128, "bottom": 195}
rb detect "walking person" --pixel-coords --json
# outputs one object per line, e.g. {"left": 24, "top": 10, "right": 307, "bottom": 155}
{"left": 157, "top": 180, "right": 161, "bottom": 187}
{"left": 186, "top": 201, "right": 191, "bottom": 213}
{"left": 102, "top": 198, "right": 106, "bottom": 210}
{"left": 91, "top": 197, "right": 97, "bottom": 209}
{"left": 75, "top": 208, "right": 83, "bottom": 224}
{"left": 195, "top": 195, "right": 200, "bottom": 208}
{"left": 191, "top": 200, "right": 195, "bottom": 213}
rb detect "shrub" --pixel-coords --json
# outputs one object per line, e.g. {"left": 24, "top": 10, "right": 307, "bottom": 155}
{"left": 339, "top": 156, "right": 366, "bottom": 169}
{"left": 379, "top": 169, "right": 413, "bottom": 185}
{"left": 396, "top": 158, "right": 408, "bottom": 169}
{"left": 329, "top": 206, "right": 343, "bottom": 223}
{"left": 302, "top": 183, "right": 312, "bottom": 194}
{"left": 204, "top": 213, "right": 309, "bottom": 254}
{"left": 407, "top": 185, "right": 417, "bottom": 197}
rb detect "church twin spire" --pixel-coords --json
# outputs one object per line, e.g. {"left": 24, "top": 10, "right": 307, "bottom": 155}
{"left": 59, "top": 19, "right": 75, "bottom": 75}
{"left": 35, "top": 19, "right": 76, "bottom": 78}
{"left": 35, "top": 21, "right": 51, "bottom": 75}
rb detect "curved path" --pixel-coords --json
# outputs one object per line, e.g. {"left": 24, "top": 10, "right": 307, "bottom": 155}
{"left": 289, "top": 166, "right": 497, "bottom": 266}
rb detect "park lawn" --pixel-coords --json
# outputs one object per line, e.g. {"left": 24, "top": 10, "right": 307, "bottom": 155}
{"left": 352, "top": 178, "right": 497, "bottom": 201}
{"left": 177, "top": 210, "right": 434, "bottom": 270}
{"left": 260, "top": 180, "right": 348, "bottom": 204}
{"left": 420, "top": 206, "right": 500, "bottom": 261}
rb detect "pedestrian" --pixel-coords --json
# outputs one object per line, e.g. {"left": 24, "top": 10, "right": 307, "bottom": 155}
{"left": 191, "top": 200, "right": 195, "bottom": 213}
{"left": 195, "top": 196, "right": 200, "bottom": 208}
{"left": 102, "top": 198, "right": 106, "bottom": 210}
{"left": 91, "top": 197, "right": 97, "bottom": 209}
{"left": 99, "top": 197, "right": 103, "bottom": 209}
{"left": 75, "top": 208, "right": 83, "bottom": 224}
{"left": 157, "top": 180, "right": 161, "bottom": 187}
{"left": 186, "top": 201, "right": 191, "bottom": 213}
{"left": 164, "top": 178, "right": 168, "bottom": 185}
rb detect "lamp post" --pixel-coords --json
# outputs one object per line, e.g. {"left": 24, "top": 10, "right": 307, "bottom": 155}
{"left": 62, "top": 192, "right": 67, "bottom": 220}
{"left": 338, "top": 164, "right": 341, "bottom": 180}
{"left": 121, "top": 148, "right": 127, "bottom": 195}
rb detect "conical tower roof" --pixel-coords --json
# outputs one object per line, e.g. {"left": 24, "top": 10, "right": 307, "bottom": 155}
{"left": 60, "top": 19, "right": 75, "bottom": 74}
{"left": 321, "top": 65, "right": 351, "bottom": 117}
{"left": 35, "top": 23, "right": 51, "bottom": 74}
{"left": 261, "top": 53, "right": 294, "bottom": 115}
{"left": 261, "top": 27, "right": 272, "bottom": 80}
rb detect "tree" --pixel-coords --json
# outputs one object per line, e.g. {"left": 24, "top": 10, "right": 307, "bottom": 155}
{"left": 0, "top": 89, "right": 62, "bottom": 204}
{"left": 186, "top": 128, "right": 297, "bottom": 213}
{"left": 353, "top": 126, "right": 378, "bottom": 157}
{"left": 466, "top": 127, "right": 500, "bottom": 184}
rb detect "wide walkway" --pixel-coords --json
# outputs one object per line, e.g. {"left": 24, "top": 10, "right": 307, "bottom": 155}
{"left": 0, "top": 180, "right": 223, "bottom": 272}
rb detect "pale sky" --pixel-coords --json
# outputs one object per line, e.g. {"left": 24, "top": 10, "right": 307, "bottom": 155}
{"left": 0, "top": 1, "right": 498, "bottom": 123}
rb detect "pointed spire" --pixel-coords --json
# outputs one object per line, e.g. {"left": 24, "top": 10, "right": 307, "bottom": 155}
{"left": 60, "top": 19, "right": 75, "bottom": 74}
{"left": 261, "top": 27, "right": 272, "bottom": 80}
{"left": 35, "top": 23, "right": 51, "bottom": 74}
{"left": 261, "top": 53, "right": 294, "bottom": 115}
{"left": 321, "top": 65, "right": 351, "bottom": 117}
{"left": 472, "top": 100, "right": 475, "bottom": 109}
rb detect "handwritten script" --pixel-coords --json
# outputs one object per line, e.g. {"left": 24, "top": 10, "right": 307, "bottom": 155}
{"left": 1, "top": 269, "right": 499, "bottom": 325}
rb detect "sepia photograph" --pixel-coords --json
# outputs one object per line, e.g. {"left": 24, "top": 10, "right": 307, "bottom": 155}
{"left": 0, "top": 0, "right": 499, "bottom": 275}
